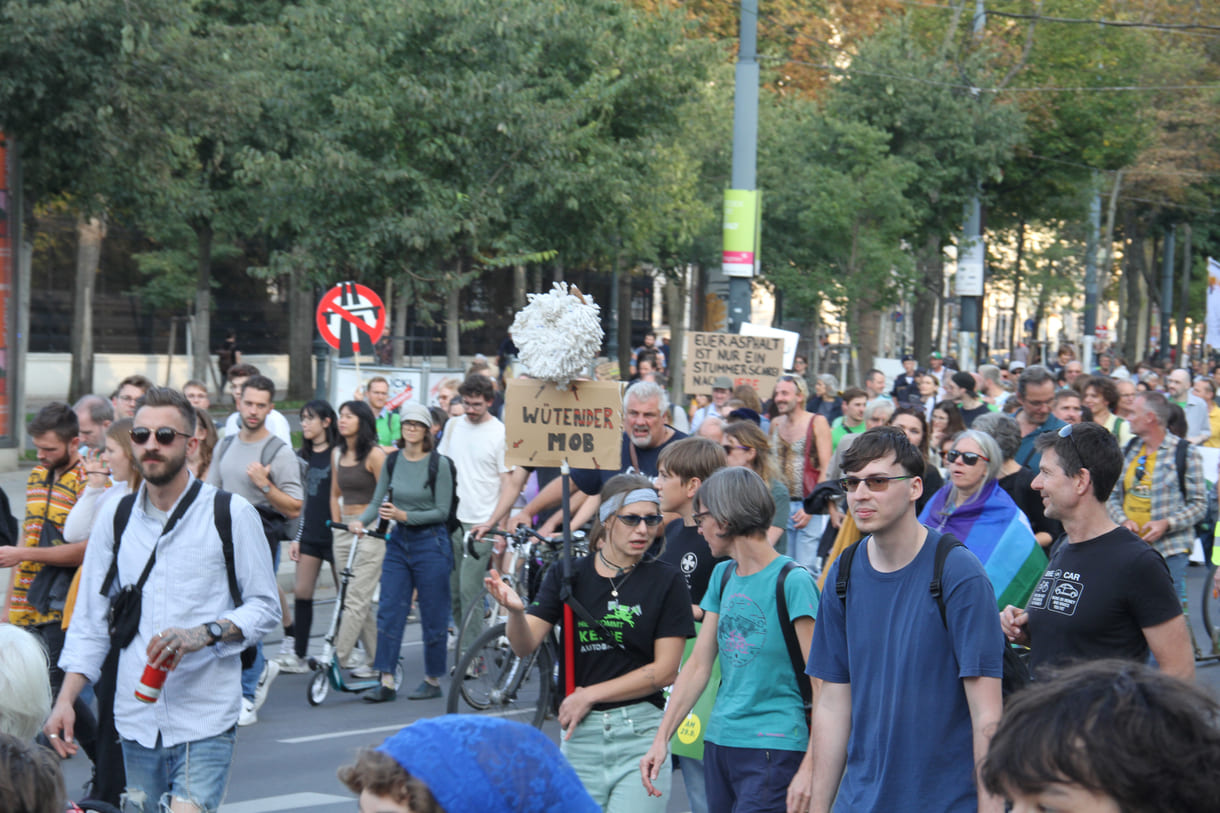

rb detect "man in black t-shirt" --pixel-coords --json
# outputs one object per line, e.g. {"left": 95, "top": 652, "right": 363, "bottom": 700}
{"left": 999, "top": 423, "right": 1193, "bottom": 679}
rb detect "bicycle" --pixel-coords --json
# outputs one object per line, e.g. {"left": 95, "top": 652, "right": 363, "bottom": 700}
{"left": 446, "top": 529, "right": 587, "bottom": 727}
{"left": 1200, "top": 562, "right": 1219, "bottom": 661}
{"left": 451, "top": 526, "right": 539, "bottom": 663}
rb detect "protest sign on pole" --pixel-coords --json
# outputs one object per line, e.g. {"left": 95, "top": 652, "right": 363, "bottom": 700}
{"left": 503, "top": 379, "right": 622, "bottom": 469}
{"left": 1207, "top": 258, "right": 1220, "bottom": 348}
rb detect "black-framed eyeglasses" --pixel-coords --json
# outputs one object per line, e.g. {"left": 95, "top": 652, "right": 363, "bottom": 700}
{"left": 944, "top": 450, "right": 989, "bottom": 466}
{"left": 615, "top": 513, "right": 665, "bottom": 527}
{"left": 130, "top": 426, "right": 192, "bottom": 446}
{"left": 838, "top": 475, "right": 915, "bottom": 493}
{"left": 722, "top": 444, "right": 749, "bottom": 455}
{"left": 692, "top": 511, "right": 711, "bottom": 524}
{"left": 1057, "top": 423, "right": 1087, "bottom": 469}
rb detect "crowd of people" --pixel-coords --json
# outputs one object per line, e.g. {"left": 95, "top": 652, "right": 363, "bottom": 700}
{"left": 2, "top": 335, "right": 1219, "bottom": 813}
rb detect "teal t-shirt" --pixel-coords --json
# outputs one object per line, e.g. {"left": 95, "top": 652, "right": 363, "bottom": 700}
{"left": 701, "top": 556, "right": 820, "bottom": 751}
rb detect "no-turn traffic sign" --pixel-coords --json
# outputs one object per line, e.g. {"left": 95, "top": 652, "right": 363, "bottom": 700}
{"left": 316, "top": 282, "right": 386, "bottom": 358}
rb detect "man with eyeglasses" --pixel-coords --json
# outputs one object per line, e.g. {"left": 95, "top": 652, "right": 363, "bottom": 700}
{"left": 1013, "top": 365, "right": 1066, "bottom": 470}
{"left": 111, "top": 374, "right": 153, "bottom": 420}
{"left": 206, "top": 374, "right": 303, "bottom": 725}
{"left": 999, "top": 422, "right": 1193, "bottom": 679}
{"left": 805, "top": 427, "right": 1004, "bottom": 813}
{"left": 1104, "top": 391, "right": 1206, "bottom": 618}
{"left": 438, "top": 373, "right": 512, "bottom": 650}
{"left": 49, "top": 386, "right": 280, "bottom": 812}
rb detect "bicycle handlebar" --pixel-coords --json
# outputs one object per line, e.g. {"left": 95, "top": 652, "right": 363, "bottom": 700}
{"left": 325, "top": 520, "right": 390, "bottom": 541}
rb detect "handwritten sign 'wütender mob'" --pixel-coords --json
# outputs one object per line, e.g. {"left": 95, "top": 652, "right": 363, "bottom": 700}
{"left": 683, "top": 332, "right": 785, "bottom": 395}
{"left": 504, "top": 379, "right": 623, "bottom": 469}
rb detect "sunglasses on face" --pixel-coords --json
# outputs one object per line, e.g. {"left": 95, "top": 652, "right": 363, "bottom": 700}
{"left": 838, "top": 475, "right": 915, "bottom": 492}
{"left": 615, "top": 513, "right": 665, "bottom": 528}
{"left": 130, "top": 426, "right": 192, "bottom": 446}
{"left": 944, "top": 450, "right": 989, "bottom": 466}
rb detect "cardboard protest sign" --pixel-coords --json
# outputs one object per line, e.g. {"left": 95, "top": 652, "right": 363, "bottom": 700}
{"left": 683, "top": 332, "right": 785, "bottom": 395}
{"left": 504, "top": 379, "right": 622, "bottom": 469}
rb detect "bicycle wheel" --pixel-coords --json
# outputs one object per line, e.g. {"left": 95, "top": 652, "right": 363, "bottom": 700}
{"left": 1202, "top": 564, "right": 1219, "bottom": 655}
{"left": 453, "top": 587, "right": 498, "bottom": 664}
{"left": 446, "top": 623, "right": 552, "bottom": 728}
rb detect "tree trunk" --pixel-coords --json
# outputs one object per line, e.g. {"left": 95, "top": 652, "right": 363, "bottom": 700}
{"left": 383, "top": 275, "right": 394, "bottom": 363}
{"left": 1122, "top": 215, "right": 1144, "bottom": 364}
{"left": 913, "top": 235, "right": 942, "bottom": 363}
{"left": 855, "top": 299, "right": 881, "bottom": 378}
{"left": 446, "top": 257, "right": 461, "bottom": 368}
{"left": 392, "top": 275, "right": 407, "bottom": 367}
{"left": 287, "top": 266, "right": 314, "bottom": 399}
{"left": 1177, "top": 223, "right": 1191, "bottom": 360}
{"left": 191, "top": 222, "right": 213, "bottom": 383}
{"left": 69, "top": 215, "right": 104, "bottom": 402}
{"left": 164, "top": 318, "right": 176, "bottom": 386}
{"left": 1009, "top": 219, "right": 1025, "bottom": 353}
{"left": 664, "top": 273, "right": 686, "bottom": 406}
{"left": 513, "top": 264, "right": 527, "bottom": 312}
{"left": 617, "top": 262, "right": 633, "bottom": 374}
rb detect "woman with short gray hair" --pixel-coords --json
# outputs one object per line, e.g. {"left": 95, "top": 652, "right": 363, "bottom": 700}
{"left": 811, "top": 374, "right": 842, "bottom": 423}
{"left": 641, "top": 468, "right": 819, "bottom": 812}
{"left": 918, "top": 429, "right": 1045, "bottom": 608}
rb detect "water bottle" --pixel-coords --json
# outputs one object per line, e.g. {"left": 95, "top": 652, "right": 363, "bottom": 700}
{"left": 375, "top": 487, "right": 394, "bottom": 536}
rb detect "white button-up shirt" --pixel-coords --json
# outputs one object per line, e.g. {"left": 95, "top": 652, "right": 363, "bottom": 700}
{"left": 61, "top": 476, "right": 280, "bottom": 748}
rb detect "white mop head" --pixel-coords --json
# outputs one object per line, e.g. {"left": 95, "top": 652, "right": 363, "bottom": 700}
{"left": 509, "top": 282, "right": 603, "bottom": 389}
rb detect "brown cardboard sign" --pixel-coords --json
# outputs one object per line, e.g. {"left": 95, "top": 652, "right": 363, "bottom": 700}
{"left": 683, "top": 332, "right": 785, "bottom": 395}
{"left": 504, "top": 379, "right": 623, "bottom": 468}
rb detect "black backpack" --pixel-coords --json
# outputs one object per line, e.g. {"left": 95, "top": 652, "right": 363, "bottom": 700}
{"left": 215, "top": 434, "right": 308, "bottom": 541}
{"left": 384, "top": 449, "right": 460, "bottom": 535}
{"left": 835, "top": 531, "right": 1031, "bottom": 696}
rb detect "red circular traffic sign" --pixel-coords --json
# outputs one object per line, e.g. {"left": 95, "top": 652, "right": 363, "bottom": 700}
{"left": 316, "top": 282, "right": 386, "bottom": 353}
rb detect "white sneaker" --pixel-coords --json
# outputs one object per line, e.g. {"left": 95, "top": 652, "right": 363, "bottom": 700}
{"left": 277, "top": 636, "right": 296, "bottom": 660}
{"left": 277, "top": 653, "right": 310, "bottom": 674}
{"left": 238, "top": 698, "right": 257, "bottom": 726}
{"left": 350, "top": 664, "right": 379, "bottom": 680}
{"left": 252, "top": 660, "right": 280, "bottom": 712}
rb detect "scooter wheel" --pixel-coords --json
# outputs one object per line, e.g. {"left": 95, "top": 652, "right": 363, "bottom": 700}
{"left": 308, "top": 669, "right": 330, "bottom": 706}
{"left": 393, "top": 662, "right": 405, "bottom": 691}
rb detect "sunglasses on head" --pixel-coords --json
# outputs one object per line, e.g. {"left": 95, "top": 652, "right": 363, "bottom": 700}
{"left": 1057, "top": 423, "right": 1088, "bottom": 469}
{"left": 614, "top": 513, "right": 665, "bottom": 528}
{"left": 944, "top": 450, "right": 989, "bottom": 466}
{"left": 129, "top": 426, "right": 192, "bottom": 446}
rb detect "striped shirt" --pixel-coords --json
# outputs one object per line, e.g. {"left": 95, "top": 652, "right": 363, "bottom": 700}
{"left": 60, "top": 476, "right": 281, "bottom": 748}
{"left": 8, "top": 461, "right": 87, "bottom": 626}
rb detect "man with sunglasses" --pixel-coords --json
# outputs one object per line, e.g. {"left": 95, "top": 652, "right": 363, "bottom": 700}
{"left": 48, "top": 387, "right": 280, "bottom": 812}
{"left": 998, "top": 422, "right": 1193, "bottom": 679}
{"left": 1103, "top": 391, "right": 1206, "bottom": 618}
{"left": 805, "top": 427, "right": 1004, "bottom": 813}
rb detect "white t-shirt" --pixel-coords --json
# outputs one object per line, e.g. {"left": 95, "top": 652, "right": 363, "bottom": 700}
{"left": 437, "top": 416, "right": 509, "bottom": 525}
{"left": 224, "top": 409, "right": 292, "bottom": 445}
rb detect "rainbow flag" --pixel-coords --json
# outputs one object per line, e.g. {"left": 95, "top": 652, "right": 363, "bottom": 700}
{"left": 919, "top": 479, "right": 1047, "bottom": 609}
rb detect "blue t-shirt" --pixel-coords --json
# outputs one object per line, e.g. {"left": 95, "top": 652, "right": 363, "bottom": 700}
{"left": 701, "top": 556, "right": 819, "bottom": 752}
{"left": 808, "top": 532, "right": 1003, "bottom": 813}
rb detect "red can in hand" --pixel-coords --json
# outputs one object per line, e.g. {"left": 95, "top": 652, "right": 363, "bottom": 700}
{"left": 135, "top": 661, "right": 169, "bottom": 703}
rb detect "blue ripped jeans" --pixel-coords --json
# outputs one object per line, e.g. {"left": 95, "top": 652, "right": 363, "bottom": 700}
{"left": 121, "top": 726, "right": 236, "bottom": 813}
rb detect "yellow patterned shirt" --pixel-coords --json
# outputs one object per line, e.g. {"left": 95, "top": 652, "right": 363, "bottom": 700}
{"left": 8, "top": 460, "right": 87, "bottom": 626}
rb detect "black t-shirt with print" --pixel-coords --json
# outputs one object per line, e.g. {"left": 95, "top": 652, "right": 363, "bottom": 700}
{"left": 528, "top": 554, "right": 694, "bottom": 710}
{"left": 1025, "top": 526, "right": 1181, "bottom": 676}
{"left": 659, "top": 519, "right": 728, "bottom": 605}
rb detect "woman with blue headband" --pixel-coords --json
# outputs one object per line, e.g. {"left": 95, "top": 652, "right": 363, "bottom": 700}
{"left": 485, "top": 473, "right": 694, "bottom": 812}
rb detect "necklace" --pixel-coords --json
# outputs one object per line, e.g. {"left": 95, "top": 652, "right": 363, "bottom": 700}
{"left": 598, "top": 549, "right": 637, "bottom": 599}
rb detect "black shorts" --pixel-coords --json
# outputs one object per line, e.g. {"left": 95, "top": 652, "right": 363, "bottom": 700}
{"left": 297, "top": 537, "right": 334, "bottom": 563}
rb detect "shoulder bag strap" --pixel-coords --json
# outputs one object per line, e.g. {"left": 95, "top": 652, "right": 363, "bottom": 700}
{"left": 102, "top": 480, "right": 204, "bottom": 595}
{"left": 929, "top": 530, "right": 966, "bottom": 628}
{"left": 214, "top": 490, "right": 242, "bottom": 607}
{"left": 100, "top": 494, "right": 138, "bottom": 595}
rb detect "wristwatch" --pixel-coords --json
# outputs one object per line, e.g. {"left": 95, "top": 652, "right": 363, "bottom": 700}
{"left": 260, "top": 483, "right": 272, "bottom": 495}
{"left": 204, "top": 621, "right": 225, "bottom": 645}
